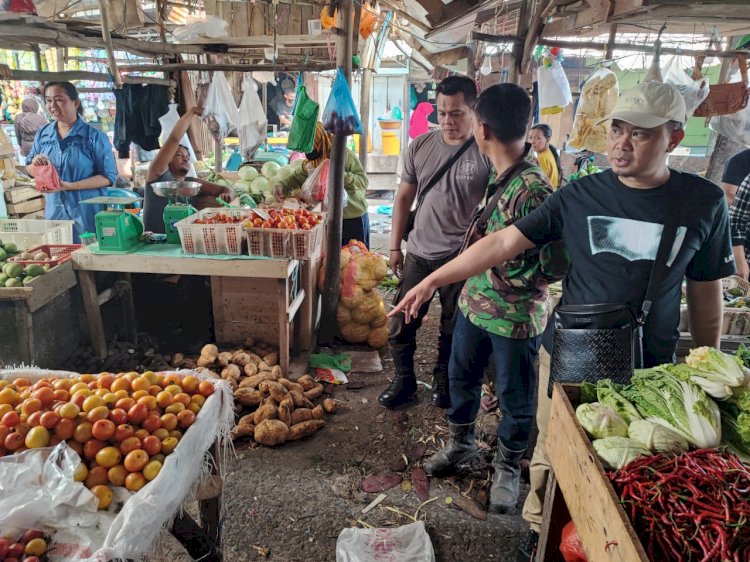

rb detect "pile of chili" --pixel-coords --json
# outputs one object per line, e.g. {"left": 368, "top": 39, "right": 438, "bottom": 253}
{"left": 609, "top": 449, "right": 750, "bottom": 561}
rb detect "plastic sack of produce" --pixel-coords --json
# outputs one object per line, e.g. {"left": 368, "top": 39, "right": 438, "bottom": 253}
{"left": 238, "top": 76, "right": 268, "bottom": 160}
{"left": 559, "top": 521, "right": 588, "bottom": 562}
{"left": 335, "top": 520, "right": 435, "bottom": 562}
{"left": 662, "top": 55, "right": 709, "bottom": 117}
{"left": 202, "top": 72, "right": 239, "bottom": 143}
{"left": 287, "top": 85, "right": 319, "bottom": 153}
{"left": 301, "top": 159, "right": 330, "bottom": 204}
{"left": 173, "top": 15, "right": 228, "bottom": 41}
{"left": 0, "top": 368, "right": 234, "bottom": 562}
{"left": 568, "top": 68, "right": 619, "bottom": 153}
{"left": 359, "top": 2, "right": 379, "bottom": 38}
{"left": 538, "top": 58, "right": 573, "bottom": 114}
{"left": 322, "top": 67, "right": 363, "bottom": 136}
{"left": 34, "top": 163, "right": 61, "bottom": 192}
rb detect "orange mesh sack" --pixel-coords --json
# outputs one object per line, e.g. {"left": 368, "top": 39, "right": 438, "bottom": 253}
{"left": 320, "top": 6, "right": 337, "bottom": 30}
{"left": 336, "top": 241, "right": 389, "bottom": 347}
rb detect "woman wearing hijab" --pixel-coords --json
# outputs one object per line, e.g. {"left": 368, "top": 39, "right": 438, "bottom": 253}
{"left": 277, "top": 123, "right": 370, "bottom": 247}
{"left": 409, "top": 101, "right": 434, "bottom": 140}
{"left": 14, "top": 98, "right": 48, "bottom": 162}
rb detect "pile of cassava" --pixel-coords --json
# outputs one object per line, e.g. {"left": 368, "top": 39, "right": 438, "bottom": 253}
{"left": 177, "top": 340, "right": 336, "bottom": 447}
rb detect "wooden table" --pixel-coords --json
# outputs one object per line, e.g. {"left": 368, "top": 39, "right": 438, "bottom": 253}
{"left": 71, "top": 247, "right": 318, "bottom": 374}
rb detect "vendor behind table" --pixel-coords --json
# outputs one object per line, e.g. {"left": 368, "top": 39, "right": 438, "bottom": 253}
{"left": 143, "top": 106, "right": 234, "bottom": 234}
{"left": 26, "top": 81, "right": 118, "bottom": 243}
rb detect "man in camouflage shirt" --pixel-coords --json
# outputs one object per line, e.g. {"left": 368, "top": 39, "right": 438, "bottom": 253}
{"left": 418, "top": 84, "right": 554, "bottom": 514}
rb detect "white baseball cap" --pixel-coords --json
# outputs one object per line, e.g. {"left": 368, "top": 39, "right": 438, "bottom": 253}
{"left": 596, "top": 81, "right": 687, "bottom": 128}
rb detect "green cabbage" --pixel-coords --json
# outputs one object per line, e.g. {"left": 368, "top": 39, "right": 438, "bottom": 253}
{"left": 261, "top": 161, "right": 281, "bottom": 178}
{"left": 627, "top": 419, "right": 688, "bottom": 453}
{"left": 250, "top": 177, "right": 270, "bottom": 194}
{"left": 624, "top": 369, "right": 721, "bottom": 449}
{"left": 592, "top": 437, "right": 651, "bottom": 470}
{"left": 238, "top": 166, "right": 259, "bottom": 181}
{"left": 682, "top": 347, "right": 746, "bottom": 399}
{"left": 575, "top": 403, "right": 628, "bottom": 439}
{"left": 596, "top": 379, "right": 642, "bottom": 424}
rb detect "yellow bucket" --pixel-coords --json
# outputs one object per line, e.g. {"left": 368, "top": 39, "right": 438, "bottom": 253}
{"left": 353, "top": 134, "right": 372, "bottom": 153}
{"left": 381, "top": 131, "right": 400, "bottom": 155}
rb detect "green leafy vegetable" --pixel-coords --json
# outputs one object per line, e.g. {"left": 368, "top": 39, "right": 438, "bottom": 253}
{"left": 596, "top": 379, "right": 642, "bottom": 424}
{"left": 736, "top": 343, "right": 750, "bottom": 369}
{"left": 592, "top": 437, "right": 651, "bottom": 470}
{"left": 575, "top": 403, "right": 629, "bottom": 439}
{"left": 579, "top": 381, "right": 597, "bottom": 404}
{"left": 683, "top": 347, "right": 746, "bottom": 398}
{"left": 627, "top": 419, "right": 688, "bottom": 454}
{"left": 663, "top": 362, "right": 733, "bottom": 401}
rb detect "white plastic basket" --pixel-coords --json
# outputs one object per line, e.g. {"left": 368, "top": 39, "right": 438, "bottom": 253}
{"left": 245, "top": 227, "right": 291, "bottom": 258}
{"left": 0, "top": 219, "right": 74, "bottom": 249}
{"left": 175, "top": 208, "right": 252, "bottom": 255}
{"left": 290, "top": 221, "right": 324, "bottom": 260}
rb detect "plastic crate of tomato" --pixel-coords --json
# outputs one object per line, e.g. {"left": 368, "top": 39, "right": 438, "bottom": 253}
{"left": 243, "top": 208, "right": 325, "bottom": 260}
{"left": 176, "top": 208, "right": 253, "bottom": 255}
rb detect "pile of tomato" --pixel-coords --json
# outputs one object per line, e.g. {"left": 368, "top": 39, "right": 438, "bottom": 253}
{"left": 0, "top": 372, "right": 214, "bottom": 511}
{"left": 193, "top": 213, "right": 245, "bottom": 224}
{"left": 0, "top": 529, "right": 48, "bottom": 562}
{"left": 243, "top": 208, "right": 323, "bottom": 231}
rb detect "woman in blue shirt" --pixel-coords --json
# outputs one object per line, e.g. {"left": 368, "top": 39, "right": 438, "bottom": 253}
{"left": 26, "top": 82, "right": 118, "bottom": 242}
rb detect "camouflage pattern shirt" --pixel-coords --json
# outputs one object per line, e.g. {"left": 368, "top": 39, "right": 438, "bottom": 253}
{"left": 458, "top": 162, "right": 554, "bottom": 339}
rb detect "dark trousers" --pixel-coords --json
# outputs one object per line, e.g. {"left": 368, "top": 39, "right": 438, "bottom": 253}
{"left": 342, "top": 213, "right": 370, "bottom": 248}
{"left": 388, "top": 251, "right": 463, "bottom": 377}
{"left": 448, "top": 311, "right": 541, "bottom": 451}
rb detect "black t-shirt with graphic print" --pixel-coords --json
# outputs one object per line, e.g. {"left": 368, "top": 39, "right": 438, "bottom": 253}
{"left": 515, "top": 168, "right": 735, "bottom": 365}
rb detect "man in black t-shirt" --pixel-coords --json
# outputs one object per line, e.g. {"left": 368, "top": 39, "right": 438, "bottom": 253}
{"left": 388, "top": 82, "right": 734, "bottom": 560}
{"left": 721, "top": 148, "right": 750, "bottom": 206}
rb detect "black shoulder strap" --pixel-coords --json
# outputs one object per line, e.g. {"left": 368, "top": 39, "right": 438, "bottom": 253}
{"left": 641, "top": 173, "right": 682, "bottom": 322}
{"left": 476, "top": 160, "right": 536, "bottom": 231}
{"left": 413, "top": 137, "right": 475, "bottom": 214}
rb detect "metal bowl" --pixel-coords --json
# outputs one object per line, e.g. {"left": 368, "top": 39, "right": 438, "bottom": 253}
{"left": 150, "top": 181, "right": 202, "bottom": 198}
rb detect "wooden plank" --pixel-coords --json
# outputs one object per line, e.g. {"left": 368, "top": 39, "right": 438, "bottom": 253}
{"left": 21, "top": 209, "right": 46, "bottom": 220}
{"left": 4, "top": 185, "right": 39, "bottom": 204}
{"left": 277, "top": 278, "right": 290, "bottom": 375}
{"left": 179, "top": 34, "right": 332, "bottom": 48}
{"left": 426, "top": 0, "right": 482, "bottom": 27}
{"left": 119, "top": 272, "right": 137, "bottom": 344}
{"left": 537, "top": 471, "right": 570, "bottom": 562}
{"left": 78, "top": 269, "right": 107, "bottom": 360}
{"left": 427, "top": 46, "right": 469, "bottom": 67}
{"left": 26, "top": 260, "right": 77, "bottom": 313}
{"left": 546, "top": 385, "right": 649, "bottom": 562}
{"left": 71, "top": 249, "right": 295, "bottom": 279}
{"left": 7, "top": 197, "right": 44, "bottom": 216}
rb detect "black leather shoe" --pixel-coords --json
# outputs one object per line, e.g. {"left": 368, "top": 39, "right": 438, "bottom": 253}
{"left": 516, "top": 530, "right": 539, "bottom": 562}
{"left": 378, "top": 374, "right": 417, "bottom": 408}
{"left": 430, "top": 370, "right": 450, "bottom": 408}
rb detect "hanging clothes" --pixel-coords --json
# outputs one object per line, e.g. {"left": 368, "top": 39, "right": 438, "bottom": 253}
{"left": 113, "top": 84, "right": 170, "bottom": 158}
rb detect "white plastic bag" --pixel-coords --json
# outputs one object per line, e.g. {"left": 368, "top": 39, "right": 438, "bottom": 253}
{"left": 173, "top": 15, "right": 228, "bottom": 41}
{"left": 710, "top": 73, "right": 750, "bottom": 147}
{"left": 238, "top": 77, "right": 267, "bottom": 160}
{"left": 538, "top": 59, "right": 573, "bottom": 111}
{"left": 203, "top": 72, "right": 240, "bottom": 143}
{"left": 336, "top": 521, "right": 435, "bottom": 562}
{"left": 662, "top": 55, "right": 709, "bottom": 116}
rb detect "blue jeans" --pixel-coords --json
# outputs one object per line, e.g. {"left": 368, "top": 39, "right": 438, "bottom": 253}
{"left": 448, "top": 312, "right": 541, "bottom": 452}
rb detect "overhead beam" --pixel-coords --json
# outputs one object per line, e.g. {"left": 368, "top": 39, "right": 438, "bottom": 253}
{"left": 177, "top": 34, "right": 332, "bottom": 48}
{"left": 426, "top": 46, "right": 469, "bottom": 67}
{"left": 379, "top": 0, "right": 431, "bottom": 33}
{"left": 426, "top": 0, "right": 483, "bottom": 27}
{"left": 6, "top": 68, "right": 175, "bottom": 86}
{"left": 119, "top": 62, "right": 337, "bottom": 72}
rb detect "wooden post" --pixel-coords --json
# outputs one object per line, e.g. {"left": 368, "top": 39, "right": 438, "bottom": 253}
{"left": 705, "top": 37, "right": 740, "bottom": 183}
{"left": 605, "top": 24, "right": 618, "bottom": 60}
{"left": 32, "top": 45, "right": 43, "bottom": 89}
{"left": 157, "top": 0, "right": 168, "bottom": 45}
{"left": 359, "top": 66, "right": 372, "bottom": 169}
{"left": 319, "top": 0, "right": 357, "bottom": 345}
{"left": 97, "top": 0, "right": 123, "bottom": 88}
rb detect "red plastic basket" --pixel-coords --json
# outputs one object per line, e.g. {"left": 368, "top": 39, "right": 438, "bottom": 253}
{"left": 9, "top": 244, "right": 82, "bottom": 267}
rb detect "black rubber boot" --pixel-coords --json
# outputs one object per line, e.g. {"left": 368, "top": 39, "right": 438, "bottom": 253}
{"left": 378, "top": 374, "right": 417, "bottom": 408}
{"left": 430, "top": 368, "right": 451, "bottom": 408}
{"left": 516, "top": 529, "right": 539, "bottom": 562}
{"left": 490, "top": 443, "right": 526, "bottom": 513}
{"left": 423, "top": 421, "right": 484, "bottom": 476}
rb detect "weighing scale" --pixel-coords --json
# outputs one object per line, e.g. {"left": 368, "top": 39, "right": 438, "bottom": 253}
{"left": 81, "top": 196, "right": 144, "bottom": 252}
{"left": 150, "top": 181, "right": 201, "bottom": 244}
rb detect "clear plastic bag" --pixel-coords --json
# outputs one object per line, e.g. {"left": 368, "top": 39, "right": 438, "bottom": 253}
{"left": 301, "top": 159, "right": 330, "bottom": 204}
{"left": 203, "top": 72, "right": 239, "bottom": 143}
{"left": 710, "top": 79, "right": 750, "bottom": 146}
{"left": 322, "top": 67, "right": 363, "bottom": 136}
{"left": 662, "top": 55, "right": 709, "bottom": 116}
{"left": 538, "top": 58, "right": 573, "bottom": 111}
{"left": 335, "top": 521, "right": 435, "bottom": 562}
{"left": 238, "top": 76, "right": 268, "bottom": 160}
{"left": 173, "top": 15, "right": 228, "bottom": 41}
{"left": 569, "top": 68, "right": 619, "bottom": 154}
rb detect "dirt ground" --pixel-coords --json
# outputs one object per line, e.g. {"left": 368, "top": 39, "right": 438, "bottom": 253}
{"left": 58, "top": 201, "right": 534, "bottom": 562}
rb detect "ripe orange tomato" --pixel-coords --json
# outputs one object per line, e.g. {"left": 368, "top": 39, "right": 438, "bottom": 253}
{"left": 125, "top": 471, "right": 147, "bottom": 492}
{"left": 165, "top": 402, "right": 185, "bottom": 415}
{"left": 114, "top": 423, "right": 135, "bottom": 442}
{"left": 85, "top": 465, "right": 109, "bottom": 489}
{"left": 55, "top": 418, "right": 75, "bottom": 440}
{"left": 115, "top": 397, "right": 135, "bottom": 411}
{"left": 92, "top": 419, "right": 115, "bottom": 441}
{"left": 161, "top": 437, "right": 179, "bottom": 455}
{"left": 143, "top": 460, "right": 163, "bottom": 481}
{"left": 177, "top": 410, "right": 196, "bottom": 429}
{"left": 96, "top": 446, "right": 122, "bottom": 469}
{"left": 82, "top": 395, "right": 104, "bottom": 413}
{"left": 127, "top": 403, "right": 148, "bottom": 425}
{"left": 124, "top": 449, "right": 149, "bottom": 472}
{"left": 20, "top": 398, "right": 42, "bottom": 416}
{"left": 40, "top": 411, "right": 59, "bottom": 430}
{"left": 119, "top": 436, "right": 142, "bottom": 456}
{"left": 83, "top": 439, "right": 106, "bottom": 460}
{"left": 73, "top": 422, "right": 93, "bottom": 444}
{"left": 156, "top": 391, "right": 173, "bottom": 408}
{"left": 86, "top": 406, "right": 110, "bottom": 423}
{"left": 91, "top": 484, "right": 113, "bottom": 509}
{"left": 152, "top": 428, "right": 169, "bottom": 441}
{"left": 142, "top": 435, "right": 162, "bottom": 456}
{"left": 142, "top": 414, "right": 161, "bottom": 433}
{"left": 172, "top": 393, "right": 191, "bottom": 407}
{"left": 180, "top": 376, "right": 199, "bottom": 393}
{"left": 5, "top": 432, "right": 24, "bottom": 451}
{"left": 2, "top": 411, "right": 20, "bottom": 428}
{"left": 108, "top": 408, "right": 128, "bottom": 426}
{"left": 26, "top": 411, "right": 43, "bottom": 428}
{"left": 198, "top": 381, "right": 215, "bottom": 397}
{"left": 107, "top": 464, "right": 128, "bottom": 486}
{"left": 25, "top": 426, "right": 50, "bottom": 448}
{"left": 59, "top": 402, "right": 80, "bottom": 420}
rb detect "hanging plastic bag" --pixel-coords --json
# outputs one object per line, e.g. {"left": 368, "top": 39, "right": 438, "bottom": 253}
{"left": 538, "top": 58, "right": 573, "bottom": 114}
{"left": 238, "top": 76, "right": 267, "bottom": 160}
{"left": 335, "top": 521, "right": 435, "bottom": 562}
{"left": 662, "top": 55, "right": 709, "bottom": 116}
{"left": 359, "top": 2, "right": 379, "bottom": 39}
{"left": 323, "top": 67, "right": 363, "bottom": 136}
{"left": 300, "top": 159, "right": 330, "bottom": 204}
{"left": 710, "top": 70, "right": 750, "bottom": 146}
{"left": 173, "top": 15, "right": 228, "bottom": 41}
{"left": 287, "top": 85, "right": 319, "bottom": 153}
{"left": 320, "top": 5, "right": 337, "bottom": 30}
{"left": 568, "top": 68, "right": 619, "bottom": 154}
{"left": 202, "top": 72, "right": 239, "bottom": 144}
{"left": 34, "top": 164, "right": 61, "bottom": 192}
